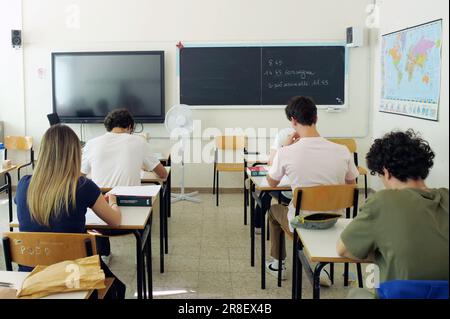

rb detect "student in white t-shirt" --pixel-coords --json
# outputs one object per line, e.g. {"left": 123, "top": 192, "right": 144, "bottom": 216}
{"left": 81, "top": 109, "right": 167, "bottom": 186}
{"left": 265, "top": 96, "right": 359, "bottom": 281}
{"left": 81, "top": 108, "right": 168, "bottom": 262}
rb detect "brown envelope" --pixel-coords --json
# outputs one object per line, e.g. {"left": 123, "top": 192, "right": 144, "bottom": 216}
{"left": 17, "top": 255, "right": 106, "bottom": 299}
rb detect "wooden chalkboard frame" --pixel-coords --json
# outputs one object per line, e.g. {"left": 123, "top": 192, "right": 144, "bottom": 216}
{"left": 178, "top": 43, "right": 349, "bottom": 110}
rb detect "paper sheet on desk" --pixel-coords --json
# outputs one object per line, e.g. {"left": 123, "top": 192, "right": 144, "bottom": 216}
{"left": 86, "top": 209, "right": 107, "bottom": 225}
{"left": 152, "top": 152, "right": 163, "bottom": 159}
{"left": 108, "top": 185, "right": 161, "bottom": 197}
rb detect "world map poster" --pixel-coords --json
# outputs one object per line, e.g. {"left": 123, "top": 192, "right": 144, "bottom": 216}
{"left": 381, "top": 20, "right": 443, "bottom": 121}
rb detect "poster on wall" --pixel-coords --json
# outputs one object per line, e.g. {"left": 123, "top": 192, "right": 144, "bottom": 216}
{"left": 381, "top": 19, "right": 443, "bottom": 121}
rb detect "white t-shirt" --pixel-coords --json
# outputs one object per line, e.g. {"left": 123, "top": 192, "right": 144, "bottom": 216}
{"left": 81, "top": 132, "right": 160, "bottom": 187}
{"left": 271, "top": 127, "right": 296, "bottom": 150}
{"left": 268, "top": 137, "right": 359, "bottom": 232}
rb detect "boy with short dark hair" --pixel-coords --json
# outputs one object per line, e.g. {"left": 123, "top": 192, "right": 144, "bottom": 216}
{"left": 266, "top": 96, "right": 358, "bottom": 280}
{"left": 338, "top": 130, "right": 449, "bottom": 297}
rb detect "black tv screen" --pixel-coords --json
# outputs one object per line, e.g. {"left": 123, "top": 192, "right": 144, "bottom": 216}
{"left": 52, "top": 51, "right": 165, "bottom": 123}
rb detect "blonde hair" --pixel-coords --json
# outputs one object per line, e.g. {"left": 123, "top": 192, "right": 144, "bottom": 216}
{"left": 27, "top": 125, "right": 81, "bottom": 226}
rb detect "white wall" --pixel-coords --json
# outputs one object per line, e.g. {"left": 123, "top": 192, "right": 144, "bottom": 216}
{"left": 15, "top": 0, "right": 374, "bottom": 188}
{"left": 371, "top": 0, "right": 449, "bottom": 190}
{"left": 0, "top": 0, "right": 26, "bottom": 179}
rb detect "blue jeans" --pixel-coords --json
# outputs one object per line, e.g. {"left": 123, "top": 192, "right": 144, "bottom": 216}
{"left": 254, "top": 191, "right": 291, "bottom": 228}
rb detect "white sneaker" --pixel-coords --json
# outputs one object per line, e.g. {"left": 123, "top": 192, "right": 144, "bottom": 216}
{"left": 265, "top": 259, "right": 287, "bottom": 281}
{"left": 320, "top": 271, "right": 332, "bottom": 287}
{"left": 101, "top": 254, "right": 112, "bottom": 266}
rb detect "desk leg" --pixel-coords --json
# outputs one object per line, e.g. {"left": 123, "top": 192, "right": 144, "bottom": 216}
{"left": 146, "top": 227, "right": 153, "bottom": 299}
{"left": 243, "top": 160, "right": 248, "bottom": 226}
{"left": 250, "top": 180, "right": 255, "bottom": 267}
{"left": 167, "top": 169, "right": 172, "bottom": 218}
{"left": 133, "top": 230, "right": 144, "bottom": 300}
{"left": 6, "top": 173, "right": 12, "bottom": 232}
{"left": 160, "top": 190, "right": 165, "bottom": 273}
{"left": 165, "top": 176, "right": 170, "bottom": 254}
{"left": 292, "top": 230, "right": 302, "bottom": 300}
{"left": 260, "top": 193, "right": 271, "bottom": 290}
{"left": 313, "top": 263, "right": 328, "bottom": 299}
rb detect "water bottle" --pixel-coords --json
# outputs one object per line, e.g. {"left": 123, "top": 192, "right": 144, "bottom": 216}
{"left": 0, "top": 143, "right": 4, "bottom": 169}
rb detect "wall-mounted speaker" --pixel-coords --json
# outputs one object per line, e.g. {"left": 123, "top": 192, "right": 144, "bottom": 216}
{"left": 346, "top": 27, "right": 364, "bottom": 48}
{"left": 11, "top": 30, "right": 22, "bottom": 48}
{"left": 47, "top": 113, "right": 61, "bottom": 126}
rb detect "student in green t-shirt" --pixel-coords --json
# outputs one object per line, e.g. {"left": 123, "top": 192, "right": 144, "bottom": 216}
{"left": 337, "top": 129, "right": 449, "bottom": 298}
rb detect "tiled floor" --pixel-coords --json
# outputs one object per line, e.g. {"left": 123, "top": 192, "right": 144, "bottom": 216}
{"left": 0, "top": 191, "right": 368, "bottom": 299}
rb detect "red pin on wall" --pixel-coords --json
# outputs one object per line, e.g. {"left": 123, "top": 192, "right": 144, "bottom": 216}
{"left": 176, "top": 41, "right": 184, "bottom": 49}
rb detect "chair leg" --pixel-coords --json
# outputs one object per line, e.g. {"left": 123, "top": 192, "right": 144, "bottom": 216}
{"left": 330, "top": 263, "right": 335, "bottom": 285}
{"left": 213, "top": 163, "right": 216, "bottom": 195}
{"left": 266, "top": 217, "right": 270, "bottom": 241}
{"left": 278, "top": 232, "right": 284, "bottom": 287}
{"left": 364, "top": 175, "right": 368, "bottom": 198}
{"left": 357, "top": 263, "right": 363, "bottom": 288}
{"left": 216, "top": 171, "right": 219, "bottom": 206}
{"left": 344, "top": 263, "right": 349, "bottom": 286}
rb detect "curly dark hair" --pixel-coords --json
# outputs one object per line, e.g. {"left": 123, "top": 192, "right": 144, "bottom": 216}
{"left": 104, "top": 108, "right": 135, "bottom": 132}
{"left": 285, "top": 96, "right": 317, "bottom": 126}
{"left": 366, "top": 129, "right": 435, "bottom": 182}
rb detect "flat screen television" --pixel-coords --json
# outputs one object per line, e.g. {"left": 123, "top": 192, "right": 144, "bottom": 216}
{"left": 52, "top": 51, "right": 165, "bottom": 123}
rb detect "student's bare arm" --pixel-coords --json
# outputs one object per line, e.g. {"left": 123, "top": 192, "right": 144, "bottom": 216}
{"left": 153, "top": 163, "right": 168, "bottom": 179}
{"left": 345, "top": 178, "right": 357, "bottom": 185}
{"left": 266, "top": 175, "right": 280, "bottom": 188}
{"left": 268, "top": 149, "right": 277, "bottom": 166}
{"left": 91, "top": 194, "right": 122, "bottom": 227}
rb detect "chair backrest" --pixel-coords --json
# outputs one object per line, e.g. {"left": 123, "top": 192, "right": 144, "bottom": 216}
{"left": 4, "top": 136, "right": 33, "bottom": 151}
{"left": 377, "top": 280, "right": 449, "bottom": 299}
{"left": 292, "top": 185, "right": 358, "bottom": 217}
{"left": 2, "top": 232, "right": 97, "bottom": 270}
{"left": 327, "top": 138, "right": 357, "bottom": 153}
{"left": 215, "top": 136, "right": 246, "bottom": 150}
{"left": 328, "top": 138, "right": 359, "bottom": 166}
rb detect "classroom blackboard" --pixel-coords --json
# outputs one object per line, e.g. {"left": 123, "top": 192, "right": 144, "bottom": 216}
{"left": 179, "top": 46, "right": 346, "bottom": 106}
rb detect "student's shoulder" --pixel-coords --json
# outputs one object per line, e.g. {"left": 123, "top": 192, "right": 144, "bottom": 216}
{"left": 77, "top": 176, "right": 100, "bottom": 193}
{"left": 364, "top": 189, "right": 416, "bottom": 211}
{"left": 17, "top": 175, "right": 32, "bottom": 190}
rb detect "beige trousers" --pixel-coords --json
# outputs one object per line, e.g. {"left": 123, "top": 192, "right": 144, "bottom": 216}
{"left": 268, "top": 204, "right": 292, "bottom": 260}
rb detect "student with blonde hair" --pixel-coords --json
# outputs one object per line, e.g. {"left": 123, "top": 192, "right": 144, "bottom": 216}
{"left": 14, "top": 124, "right": 126, "bottom": 299}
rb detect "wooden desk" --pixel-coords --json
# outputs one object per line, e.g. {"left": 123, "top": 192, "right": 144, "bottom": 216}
{"left": 141, "top": 167, "right": 171, "bottom": 274}
{"left": 0, "top": 165, "right": 18, "bottom": 231}
{"left": 243, "top": 154, "right": 269, "bottom": 226}
{"left": 293, "top": 219, "right": 373, "bottom": 299}
{"left": 247, "top": 168, "right": 291, "bottom": 290}
{"left": 0, "top": 270, "right": 92, "bottom": 299}
{"left": 10, "top": 204, "right": 155, "bottom": 300}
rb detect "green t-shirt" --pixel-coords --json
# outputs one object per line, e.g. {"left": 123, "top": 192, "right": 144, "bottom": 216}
{"left": 341, "top": 188, "right": 449, "bottom": 283}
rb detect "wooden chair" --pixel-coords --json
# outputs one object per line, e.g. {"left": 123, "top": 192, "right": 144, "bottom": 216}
{"left": 327, "top": 138, "right": 369, "bottom": 198}
{"left": 2, "top": 232, "right": 111, "bottom": 299}
{"left": 4, "top": 136, "right": 34, "bottom": 181}
{"left": 213, "top": 136, "right": 246, "bottom": 206}
{"left": 2, "top": 232, "right": 98, "bottom": 270}
{"left": 276, "top": 185, "right": 363, "bottom": 288}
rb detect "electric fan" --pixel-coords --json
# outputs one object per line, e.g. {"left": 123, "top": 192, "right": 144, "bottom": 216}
{"left": 165, "top": 104, "right": 201, "bottom": 203}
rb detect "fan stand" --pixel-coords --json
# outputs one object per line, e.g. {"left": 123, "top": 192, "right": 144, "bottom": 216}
{"left": 171, "top": 137, "right": 201, "bottom": 204}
